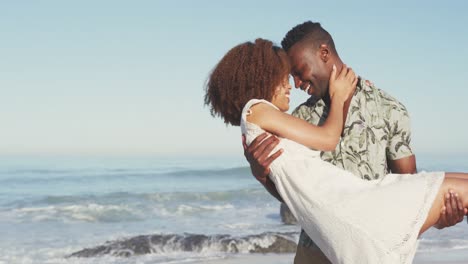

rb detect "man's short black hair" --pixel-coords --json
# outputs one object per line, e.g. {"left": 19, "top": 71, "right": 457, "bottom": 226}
{"left": 281, "top": 21, "right": 337, "bottom": 53}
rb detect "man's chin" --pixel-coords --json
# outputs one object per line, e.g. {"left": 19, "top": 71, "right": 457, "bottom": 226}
{"left": 306, "top": 88, "right": 318, "bottom": 97}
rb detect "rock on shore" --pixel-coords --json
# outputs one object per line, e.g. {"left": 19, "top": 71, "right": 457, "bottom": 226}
{"left": 68, "top": 232, "right": 298, "bottom": 258}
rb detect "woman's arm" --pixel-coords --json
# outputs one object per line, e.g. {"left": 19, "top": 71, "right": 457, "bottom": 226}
{"left": 248, "top": 65, "right": 357, "bottom": 151}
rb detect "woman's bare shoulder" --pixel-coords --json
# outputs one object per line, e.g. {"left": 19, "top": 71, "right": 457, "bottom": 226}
{"left": 246, "top": 102, "right": 279, "bottom": 126}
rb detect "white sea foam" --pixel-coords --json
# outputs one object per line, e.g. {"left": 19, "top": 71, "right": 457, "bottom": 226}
{"left": 222, "top": 223, "right": 254, "bottom": 230}
{"left": 154, "top": 203, "right": 236, "bottom": 217}
{"left": 9, "top": 203, "right": 141, "bottom": 223}
{"left": 418, "top": 238, "right": 468, "bottom": 252}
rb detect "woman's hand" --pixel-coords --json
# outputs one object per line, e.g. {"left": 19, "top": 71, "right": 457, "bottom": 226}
{"left": 328, "top": 64, "right": 358, "bottom": 103}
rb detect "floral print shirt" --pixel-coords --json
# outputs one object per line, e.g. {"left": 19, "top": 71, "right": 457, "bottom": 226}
{"left": 292, "top": 78, "right": 414, "bottom": 248}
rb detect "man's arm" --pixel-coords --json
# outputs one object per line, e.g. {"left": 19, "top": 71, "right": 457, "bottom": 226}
{"left": 242, "top": 133, "right": 284, "bottom": 203}
{"left": 388, "top": 155, "right": 416, "bottom": 174}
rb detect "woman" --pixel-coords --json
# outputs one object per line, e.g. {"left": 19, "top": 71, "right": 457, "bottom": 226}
{"left": 204, "top": 39, "right": 467, "bottom": 264}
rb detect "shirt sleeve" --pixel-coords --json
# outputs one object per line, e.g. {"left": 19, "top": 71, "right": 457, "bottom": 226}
{"left": 386, "top": 103, "right": 414, "bottom": 160}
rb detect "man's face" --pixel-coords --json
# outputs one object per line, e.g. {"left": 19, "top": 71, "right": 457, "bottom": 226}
{"left": 287, "top": 44, "right": 330, "bottom": 99}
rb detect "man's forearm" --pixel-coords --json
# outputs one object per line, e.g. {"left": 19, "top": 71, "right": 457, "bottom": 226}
{"left": 264, "top": 177, "right": 284, "bottom": 203}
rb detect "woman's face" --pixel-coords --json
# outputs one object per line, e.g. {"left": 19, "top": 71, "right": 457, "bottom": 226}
{"left": 271, "top": 76, "right": 292, "bottom": 112}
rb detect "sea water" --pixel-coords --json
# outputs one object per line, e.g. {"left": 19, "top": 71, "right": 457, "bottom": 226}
{"left": 0, "top": 154, "right": 467, "bottom": 263}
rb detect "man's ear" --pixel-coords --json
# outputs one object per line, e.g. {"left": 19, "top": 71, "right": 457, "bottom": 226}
{"left": 319, "top": 44, "right": 330, "bottom": 62}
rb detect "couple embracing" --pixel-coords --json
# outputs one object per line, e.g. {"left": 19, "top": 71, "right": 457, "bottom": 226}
{"left": 204, "top": 21, "right": 468, "bottom": 264}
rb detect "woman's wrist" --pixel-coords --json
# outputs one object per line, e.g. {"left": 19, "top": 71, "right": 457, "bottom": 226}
{"left": 330, "top": 94, "right": 347, "bottom": 105}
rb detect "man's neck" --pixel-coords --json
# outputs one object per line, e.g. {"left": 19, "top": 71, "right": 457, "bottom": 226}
{"left": 323, "top": 94, "right": 331, "bottom": 107}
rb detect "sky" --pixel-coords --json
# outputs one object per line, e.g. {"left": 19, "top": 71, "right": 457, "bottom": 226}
{"left": 1, "top": 1, "right": 468, "bottom": 157}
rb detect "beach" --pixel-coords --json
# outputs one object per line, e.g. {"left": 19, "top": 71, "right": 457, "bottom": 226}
{"left": 195, "top": 251, "right": 468, "bottom": 264}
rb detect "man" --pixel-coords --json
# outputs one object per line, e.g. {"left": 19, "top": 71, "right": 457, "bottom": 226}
{"left": 243, "top": 21, "right": 466, "bottom": 264}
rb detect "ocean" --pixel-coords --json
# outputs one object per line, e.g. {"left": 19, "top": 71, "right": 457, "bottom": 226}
{"left": 0, "top": 154, "right": 467, "bottom": 263}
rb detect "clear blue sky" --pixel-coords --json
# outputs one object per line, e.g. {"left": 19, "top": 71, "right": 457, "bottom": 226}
{"left": 1, "top": 1, "right": 467, "bottom": 157}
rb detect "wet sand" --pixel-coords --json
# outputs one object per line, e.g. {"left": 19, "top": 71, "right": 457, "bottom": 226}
{"left": 196, "top": 250, "right": 468, "bottom": 264}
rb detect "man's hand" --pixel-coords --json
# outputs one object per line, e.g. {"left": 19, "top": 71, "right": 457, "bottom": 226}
{"left": 435, "top": 190, "right": 467, "bottom": 229}
{"left": 242, "top": 133, "right": 283, "bottom": 185}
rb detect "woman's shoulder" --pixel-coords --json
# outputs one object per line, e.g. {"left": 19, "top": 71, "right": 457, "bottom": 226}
{"left": 243, "top": 98, "right": 276, "bottom": 110}
{"left": 245, "top": 98, "right": 278, "bottom": 114}
{"left": 240, "top": 99, "right": 270, "bottom": 138}
{"left": 241, "top": 99, "right": 278, "bottom": 128}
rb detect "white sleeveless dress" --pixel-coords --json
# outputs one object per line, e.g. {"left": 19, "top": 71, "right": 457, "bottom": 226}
{"left": 241, "top": 99, "right": 445, "bottom": 264}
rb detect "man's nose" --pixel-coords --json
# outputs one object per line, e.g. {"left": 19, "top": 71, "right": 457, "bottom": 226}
{"left": 293, "top": 76, "right": 302, "bottom": 88}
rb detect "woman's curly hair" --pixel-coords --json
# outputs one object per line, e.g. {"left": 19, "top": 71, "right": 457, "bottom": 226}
{"left": 204, "top": 38, "right": 290, "bottom": 126}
